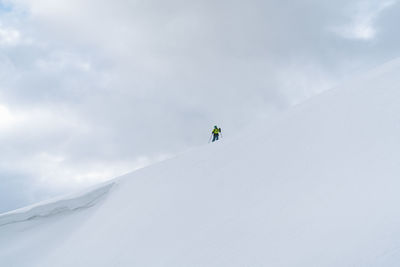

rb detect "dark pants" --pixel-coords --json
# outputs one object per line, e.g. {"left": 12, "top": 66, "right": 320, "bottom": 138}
{"left": 212, "top": 134, "right": 219, "bottom": 142}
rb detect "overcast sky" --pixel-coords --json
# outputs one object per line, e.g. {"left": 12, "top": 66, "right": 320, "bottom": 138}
{"left": 0, "top": 0, "right": 399, "bottom": 213}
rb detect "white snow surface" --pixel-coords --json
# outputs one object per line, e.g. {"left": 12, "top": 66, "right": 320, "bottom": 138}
{"left": 2, "top": 58, "right": 400, "bottom": 266}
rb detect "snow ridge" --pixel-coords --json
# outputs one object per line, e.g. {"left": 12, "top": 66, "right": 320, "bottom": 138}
{"left": 0, "top": 182, "right": 115, "bottom": 227}
{"left": 3, "top": 58, "right": 400, "bottom": 266}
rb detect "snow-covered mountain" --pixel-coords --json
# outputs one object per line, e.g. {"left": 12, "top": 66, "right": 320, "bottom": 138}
{"left": 2, "top": 58, "right": 400, "bottom": 266}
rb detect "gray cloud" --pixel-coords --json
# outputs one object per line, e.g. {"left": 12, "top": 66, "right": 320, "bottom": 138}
{"left": 0, "top": 0, "right": 399, "bottom": 212}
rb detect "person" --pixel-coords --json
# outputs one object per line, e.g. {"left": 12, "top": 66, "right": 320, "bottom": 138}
{"left": 211, "top": 125, "right": 222, "bottom": 142}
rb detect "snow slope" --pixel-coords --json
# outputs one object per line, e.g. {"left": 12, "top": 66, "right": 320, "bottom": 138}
{"left": 2, "top": 58, "right": 400, "bottom": 266}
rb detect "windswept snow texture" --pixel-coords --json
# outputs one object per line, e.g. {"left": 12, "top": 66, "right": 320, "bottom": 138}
{"left": 2, "top": 59, "right": 400, "bottom": 266}
{"left": 0, "top": 182, "right": 114, "bottom": 227}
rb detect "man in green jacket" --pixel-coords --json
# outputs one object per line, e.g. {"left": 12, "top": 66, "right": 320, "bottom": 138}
{"left": 211, "top": 126, "right": 221, "bottom": 142}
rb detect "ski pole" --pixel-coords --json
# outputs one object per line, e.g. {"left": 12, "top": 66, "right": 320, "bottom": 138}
{"left": 208, "top": 134, "right": 213, "bottom": 143}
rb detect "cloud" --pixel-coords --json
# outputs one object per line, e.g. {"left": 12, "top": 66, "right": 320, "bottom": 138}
{"left": 0, "top": 25, "right": 20, "bottom": 45}
{"left": 332, "top": 0, "right": 397, "bottom": 40}
{"left": 0, "top": 103, "right": 17, "bottom": 128}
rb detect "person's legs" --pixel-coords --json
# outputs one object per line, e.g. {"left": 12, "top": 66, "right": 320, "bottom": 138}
{"left": 212, "top": 134, "right": 219, "bottom": 142}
